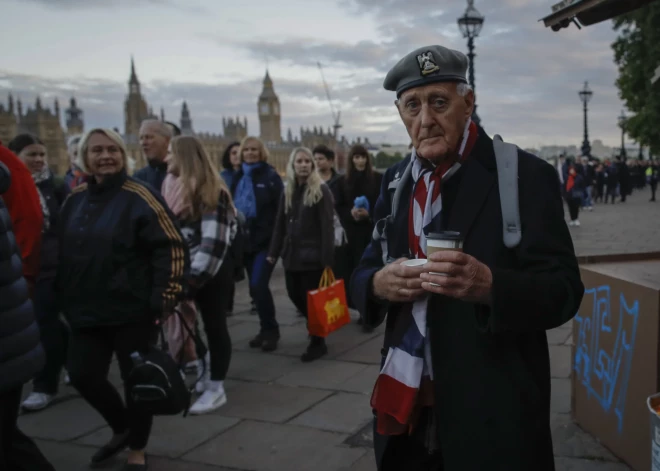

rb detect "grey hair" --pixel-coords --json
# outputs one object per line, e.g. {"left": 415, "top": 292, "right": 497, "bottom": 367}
{"left": 457, "top": 83, "right": 472, "bottom": 97}
{"left": 67, "top": 134, "right": 82, "bottom": 149}
{"left": 139, "top": 119, "right": 172, "bottom": 138}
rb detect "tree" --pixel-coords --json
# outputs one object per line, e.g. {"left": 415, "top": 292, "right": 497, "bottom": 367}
{"left": 612, "top": 3, "right": 660, "bottom": 155}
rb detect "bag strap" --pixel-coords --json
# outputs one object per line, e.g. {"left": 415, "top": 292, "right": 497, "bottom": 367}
{"left": 492, "top": 134, "right": 522, "bottom": 249}
{"left": 173, "top": 307, "right": 209, "bottom": 394}
{"left": 318, "top": 267, "right": 335, "bottom": 289}
{"left": 371, "top": 158, "right": 414, "bottom": 265}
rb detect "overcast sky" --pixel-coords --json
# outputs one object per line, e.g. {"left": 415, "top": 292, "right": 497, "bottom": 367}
{"left": 0, "top": 0, "right": 628, "bottom": 149}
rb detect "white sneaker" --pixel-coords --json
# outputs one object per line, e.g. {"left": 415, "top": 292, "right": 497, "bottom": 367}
{"left": 64, "top": 371, "right": 71, "bottom": 385}
{"left": 574, "top": 220, "right": 581, "bottom": 227}
{"left": 195, "top": 354, "right": 210, "bottom": 394}
{"left": 568, "top": 220, "right": 575, "bottom": 227}
{"left": 22, "top": 392, "right": 54, "bottom": 411}
{"left": 189, "top": 382, "right": 227, "bottom": 415}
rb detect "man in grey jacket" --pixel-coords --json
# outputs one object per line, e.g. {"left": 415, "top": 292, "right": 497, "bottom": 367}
{"left": 0, "top": 158, "right": 55, "bottom": 470}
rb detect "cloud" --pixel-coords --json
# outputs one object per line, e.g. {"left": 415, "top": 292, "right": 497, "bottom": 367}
{"left": 0, "top": 70, "right": 381, "bottom": 143}
{"left": 198, "top": 0, "right": 625, "bottom": 149}
{"left": 1, "top": 0, "right": 629, "bottom": 151}
{"left": 17, "top": 0, "right": 209, "bottom": 13}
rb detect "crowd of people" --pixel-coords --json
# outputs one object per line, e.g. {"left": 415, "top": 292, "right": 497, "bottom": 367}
{"left": 0, "top": 118, "right": 382, "bottom": 470}
{"left": 556, "top": 153, "right": 658, "bottom": 226}
{"left": 2, "top": 44, "right": 655, "bottom": 471}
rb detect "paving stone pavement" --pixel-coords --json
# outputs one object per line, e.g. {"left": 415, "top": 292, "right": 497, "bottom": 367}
{"left": 19, "top": 190, "right": 659, "bottom": 470}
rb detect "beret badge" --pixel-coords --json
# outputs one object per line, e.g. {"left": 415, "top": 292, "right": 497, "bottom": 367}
{"left": 416, "top": 51, "right": 440, "bottom": 76}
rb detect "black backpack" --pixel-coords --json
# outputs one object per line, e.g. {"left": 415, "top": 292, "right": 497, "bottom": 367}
{"left": 126, "top": 310, "right": 207, "bottom": 417}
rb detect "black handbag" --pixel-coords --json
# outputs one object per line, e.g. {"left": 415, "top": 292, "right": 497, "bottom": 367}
{"left": 126, "top": 310, "right": 207, "bottom": 417}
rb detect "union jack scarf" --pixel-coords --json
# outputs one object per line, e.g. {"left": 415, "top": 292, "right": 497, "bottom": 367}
{"left": 371, "top": 119, "right": 479, "bottom": 436}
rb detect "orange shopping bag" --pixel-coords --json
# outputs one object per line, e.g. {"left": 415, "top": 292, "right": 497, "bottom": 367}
{"left": 307, "top": 267, "right": 350, "bottom": 338}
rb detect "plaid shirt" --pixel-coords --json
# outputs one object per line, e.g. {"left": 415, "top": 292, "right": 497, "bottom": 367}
{"left": 182, "top": 190, "right": 237, "bottom": 290}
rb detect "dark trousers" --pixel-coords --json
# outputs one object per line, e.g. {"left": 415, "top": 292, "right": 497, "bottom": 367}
{"left": 67, "top": 321, "right": 156, "bottom": 450}
{"left": 605, "top": 186, "right": 617, "bottom": 203}
{"left": 374, "top": 417, "right": 443, "bottom": 471}
{"left": 32, "top": 277, "right": 69, "bottom": 395}
{"left": 195, "top": 260, "right": 234, "bottom": 381}
{"left": 566, "top": 197, "right": 580, "bottom": 221}
{"left": 284, "top": 268, "right": 325, "bottom": 340}
{"left": 0, "top": 386, "right": 55, "bottom": 471}
{"left": 245, "top": 250, "right": 278, "bottom": 332}
{"left": 227, "top": 283, "right": 235, "bottom": 313}
{"left": 651, "top": 182, "right": 657, "bottom": 201}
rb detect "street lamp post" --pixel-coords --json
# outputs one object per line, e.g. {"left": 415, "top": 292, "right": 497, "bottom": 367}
{"left": 457, "top": 0, "right": 484, "bottom": 126}
{"left": 578, "top": 81, "right": 593, "bottom": 158}
{"left": 617, "top": 109, "right": 627, "bottom": 158}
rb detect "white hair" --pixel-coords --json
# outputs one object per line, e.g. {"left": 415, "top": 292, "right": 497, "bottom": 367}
{"left": 395, "top": 82, "right": 473, "bottom": 106}
{"left": 457, "top": 83, "right": 472, "bottom": 97}
{"left": 139, "top": 119, "right": 172, "bottom": 139}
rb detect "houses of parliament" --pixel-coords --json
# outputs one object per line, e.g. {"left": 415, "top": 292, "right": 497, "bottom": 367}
{"left": 0, "top": 59, "right": 369, "bottom": 175}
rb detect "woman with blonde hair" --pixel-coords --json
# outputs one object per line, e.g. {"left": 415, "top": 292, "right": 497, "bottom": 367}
{"left": 163, "top": 135, "right": 237, "bottom": 414}
{"left": 267, "top": 147, "right": 334, "bottom": 362}
{"left": 56, "top": 128, "right": 188, "bottom": 470}
{"left": 230, "top": 136, "right": 284, "bottom": 352}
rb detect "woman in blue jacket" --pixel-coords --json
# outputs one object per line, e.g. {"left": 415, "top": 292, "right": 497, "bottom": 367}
{"left": 231, "top": 136, "right": 284, "bottom": 352}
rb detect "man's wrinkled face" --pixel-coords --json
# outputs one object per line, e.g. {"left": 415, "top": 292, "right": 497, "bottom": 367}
{"left": 139, "top": 122, "right": 169, "bottom": 162}
{"left": 396, "top": 82, "right": 474, "bottom": 164}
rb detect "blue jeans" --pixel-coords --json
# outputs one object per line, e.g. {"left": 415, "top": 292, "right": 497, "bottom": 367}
{"left": 245, "top": 250, "right": 278, "bottom": 332}
{"left": 582, "top": 186, "right": 593, "bottom": 207}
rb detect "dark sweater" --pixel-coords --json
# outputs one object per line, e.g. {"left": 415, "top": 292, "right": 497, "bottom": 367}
{"left": 268, "top": 183, "right": 335, "bottom": 272}
{"left": 0, "top": 161, "right": 45, "bottom": 393}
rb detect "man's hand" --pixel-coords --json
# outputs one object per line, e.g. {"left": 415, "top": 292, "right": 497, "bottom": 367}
{"left": 420, "top": 251, "right": 493, "bottom": 305}
{"left": 372, "top": 258, "right": 427, "bottom": 303}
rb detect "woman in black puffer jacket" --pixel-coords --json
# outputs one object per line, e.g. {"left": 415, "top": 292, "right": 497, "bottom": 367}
{"left": 0, "top": 154, "right": 55, "bottom": 471}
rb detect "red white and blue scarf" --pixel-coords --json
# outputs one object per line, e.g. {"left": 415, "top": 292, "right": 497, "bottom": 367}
{"left": 371, "top": 119, "right": 479, "bottom": 436}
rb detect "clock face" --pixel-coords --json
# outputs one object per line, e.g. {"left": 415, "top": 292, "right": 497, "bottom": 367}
{"left": 273, "top": 104, "right": 280, "bottom": 115}
{"left": 260, "top": 103, "right": 269, "bottom": 114}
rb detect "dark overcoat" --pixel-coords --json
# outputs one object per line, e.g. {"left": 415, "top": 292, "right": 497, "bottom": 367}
{"left": 349, "top": 129, "right": 584, "bottom": 471}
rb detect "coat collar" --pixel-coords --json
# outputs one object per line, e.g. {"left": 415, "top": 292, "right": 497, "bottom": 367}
{"left": 447, "top": 129, "right": 496, "bottom": 243}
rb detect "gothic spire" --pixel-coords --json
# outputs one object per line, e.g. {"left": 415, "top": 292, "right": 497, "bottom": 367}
{"left": 130, "top": 55, "right": 139, "bottom": 85}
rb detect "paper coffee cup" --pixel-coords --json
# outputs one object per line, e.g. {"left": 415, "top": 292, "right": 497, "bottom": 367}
{"left": 426, "top": 231, "right": 463, "bottom": 255}
{"left": 402, "top": 258, "right": 427, "bottom": 267}
{"left": 426, "top": 232, "right": 463, "bottom": 278}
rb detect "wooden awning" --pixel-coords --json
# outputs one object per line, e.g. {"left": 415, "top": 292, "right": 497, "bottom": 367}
{"left": 541, "top": 0, "right": 658, "bottom": 30}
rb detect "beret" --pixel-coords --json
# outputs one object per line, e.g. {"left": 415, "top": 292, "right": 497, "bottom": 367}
{"left": 383, "top": 45, "right": 469, "bottom": 98}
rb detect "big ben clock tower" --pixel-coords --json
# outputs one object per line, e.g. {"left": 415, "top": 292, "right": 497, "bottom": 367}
{"left": 258, "top": 71, "right": 282, "bottom": 144}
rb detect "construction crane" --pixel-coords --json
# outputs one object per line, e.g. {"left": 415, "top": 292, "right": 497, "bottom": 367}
{"left": 317, "top": 62, "right": 342, "bottom": 139}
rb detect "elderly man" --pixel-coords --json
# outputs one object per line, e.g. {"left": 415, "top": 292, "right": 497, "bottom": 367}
{"left": 134, "top": 119, "right": 172, "bottom": 192}
{"left": 350, "top": 45, "right": 584, "bottom": 471}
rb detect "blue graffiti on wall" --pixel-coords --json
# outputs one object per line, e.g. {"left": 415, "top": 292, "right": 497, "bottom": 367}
{"left": 573, "top": 285, "right": 639, "bottom": 435}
